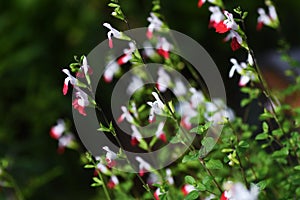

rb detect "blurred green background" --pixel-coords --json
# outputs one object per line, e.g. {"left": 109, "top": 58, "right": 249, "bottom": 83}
{"left": 0, "top": 0, "right": 299, "bottom": 199}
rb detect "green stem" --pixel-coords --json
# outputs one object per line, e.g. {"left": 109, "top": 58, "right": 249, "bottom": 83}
{"left": 98, "top": 172, "right": 111, "bottom": 200}
{"left": 2, "top": 171, "right": 24, "bottom": 200}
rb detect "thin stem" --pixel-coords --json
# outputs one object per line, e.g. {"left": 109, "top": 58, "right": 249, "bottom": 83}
{"left": 199, "top": 158, "right": 223, "bottom": 194}
{"left": 2, "top": 171, "right": 24, "bottom": 200}
{"left": 98, "top": 172, "right": 111, "bottom": 200}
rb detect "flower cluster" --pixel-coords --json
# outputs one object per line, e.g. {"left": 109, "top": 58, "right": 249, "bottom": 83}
{"left": 62, "top": 56, "right": 94, "bottom": 116}
{"left": 49, "top": 119, "right": 77, "bottom": 153}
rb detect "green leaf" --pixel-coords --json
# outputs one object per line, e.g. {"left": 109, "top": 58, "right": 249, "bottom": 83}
{"left": 190, "top": 122, "right": 212, "bottom": 135}
{"left": 242, "top": 12, "right": 248, "bottom": 19}
{"left": 84, "top": 164, "right": 95, "bottom": 169}
{"left": 255, "top": 133, "right": 268, "bottom": 140}
{"left": 93, "top": 177, "right": 102, "bottom": 184}
{"left": 294, "top": 165, "right": 300, "bottom": 170}
{"left": 200, "top": 137, "right": 215, "bottom": 154}
{"left": 108, "top": 3, "right": 119, "bottom": 8}
{"left": 257, "top": 180, "right": 268, "bottom": 190}
{"left": 272, "top": 147, "right": 289, "bottom": 158}
{"left": 272, "top": 129, "right": 283, "bottom": 137}
{"left": 196, "top": 183, "right": 206, "bottom": 191}
{"left": 241, "top": 98, "right": 252, "bottom": 107}
{"left": 185, "top": 175, "right": 196, "bottom": 185}
{"left": 259, "top": 110, "right": 273, "bottom": 120}
{"left": 184, "top": 190, "right": 199, "bottom": 200}
{"left": 206, "top": 159, "right": 223, "bottom": 170}
{"left": 182, "top": 151, "right": 199, "bottom": 163}
{"left": 98, "top": 123, "right": 110, "bottom": 132}
{"left": 138, "top": 139, "right": 148, "bottom": 150}
{"left": 238, "top": 140, "right": 249, "bottom": 148}
{"left": 91, "top": 182, "right": 102, "bottom": 187}
{"left": 262, "top": 122, "right": 269, "bottom": 133}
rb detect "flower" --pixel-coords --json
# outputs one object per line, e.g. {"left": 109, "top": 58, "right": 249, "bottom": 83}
{"left": 178, "top": 101, "right": 198, "bottom": 130}
{"left": 94, "top": 162, "right": 109, "bottom": 176}
{"left": 143, "top": 41, "right": 156, "bottom": 58}
{"left": 190, "top": 88, "right": 205, "bottom": 109}
{"left": 223, "top": 30, "right": 243, "bottom": 51}
{"left": 156, "top": 67, "right": 171, "bottom": 92}
{"left": 136, "top": 156, "right": 152, "bottom": 176}
{"left": 76, "top": 56, "right": 93, "bottom": 78}
{"left": 127, "top": 76, "right": 143, "bottom": 95}
{"left": 229, "top": 58, "right": 255, "bottom": 86}
{"left": 155, "top": 122, "right": 167, "bottom": 142}
{"left": 257, "top": 5, "right": 279, "bottom": 31}
{"left": 103, "top": 60, "right": 120, "bottom": 83}
{"left": 147, "top": 92, "right": 165, "bottom": 123}
{"left": 156, "top": 37, "right": 172, "bottom": 59}
{"left": 173, "top": 79, "right": 187, "bottom": 96}
{"left": 154, "top": 188, "right": 163, "bottom": 200}
{"left": 50, "top": 119, "right": 65, "bottom": 139}
{"left": 62, "top": 69, "right": 77, "bottom": 95}
{"left": 209, "top": 6, "right": 225, "bottom": 28}
{"left": 57, "top": 134, "right": 75, "bottom": 154}
{"left": 72, "top": 87, "right": 89, "bottom": 116}
{"left": 130, "top": 125, "right": 142, "bottom": 146}
{"left": 181, "top": 184, "right": 196, "bottom": 196}
{"left": 107, "top": 175, "right": 119, "bottom": 189}
{"left": 165, "top": 168, "right": 174, "bottom": 185}
{"left": 205, "top": 98, "right": 235, "bottom": 124}
{"left": 118, "top": 42, "right": 136, "bottom": 65}
{"left": 198, "top": 0, "right": 206, "bottom": 8}
{"left": 103, "top": 23, "right": 122, "bottom": 48}
{"left": 215, "top": 11, "right": 238, "bottom": 33}
{"left": 221, "top": 182, "right": 259, "bottom": 200}
{"left": 103, "top": 146, "right": 117, "bottom": 168}
{"left": 198, "top": 0, "right": 217, "bottom": 8}
{"left": 147, "top": 13, "right": 163, "bottom": 39}
{"left": 117, "top": 106, "right": 134, "bottom": 123}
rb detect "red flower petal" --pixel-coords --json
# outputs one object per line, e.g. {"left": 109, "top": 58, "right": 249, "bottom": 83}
{"left": 215, "top": 22, "right": 231, "bottom": 34}
{"left": 230, "top": 37, "right": 241, "bottom": 51}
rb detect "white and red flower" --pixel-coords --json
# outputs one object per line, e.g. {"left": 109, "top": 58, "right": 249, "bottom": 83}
{"left": 147, "top": 13, "right": 164, "bottom": 39}
{"left": 118, "top": 106, "right": 134, "bottom": 123}
{"left": 156, "top": 37, "right": 172, "bottom": 59}
{"left": 165, "top": 168, "right": 174, "bottom": 185}
{"left": 136, "top": 156, "right": 152, "bottom": 176}
{"left": 103, "top": 60, "right": 120, "bottom": 83}
{"left": 209, "top": 6, "right": 225, "bottom": 29}
{"left": 118, "top": 42, "right": 136, "bottom": 65}
{"left": 94, "top": 162, "right": 109, "bottom": 176}
{"left": 130, "top": 125, "right": 142, "bottom": 146}
{"left": 229, "top": 58, "right": 255, "bottom": 86}
{"left": 215, "top": 11, "right": 238, "bottom": 33}
{"left": 156, "top": 67, "right": 171, "bottom": 92}
{"left": 173, "top": 79, "right": 187, "bottom": 96}
{"left": 198, "top": 0, "right": 217, "bottom": 8}
{"left": 154, "top": 188, "right": 163, "bottom": 200}
{"left": 127, "top": 76, "right": 143, "bottom": 95}
{"left": 57, "top": 134, "right": 75, "bottom": 154}
{"left": 155, "top": 122, "right": 167, "bottom": 143}
{"left": 223, "top": 30, "right": 243, "bottom": 51}
{"left": 107, "top": 175, "right": 119, "bottom": 189}
{"left": 72, "top": 87, "right": 89, "bottom": 116}
{"left": 147, "top": 92, "right": 165, "bottom": 123}
{"left": 62, "top": 69, "right": 77, "bottom": 95}
{"left": 103, "top": 23, "right": 122, "bottom": 48}
{"left": 221, "top": 181, "right": 259, "bottom": 200}
{"left": 181, "top": 184, "right": 196, "bottom": 196}
{"left": 76, "top": 56, "right": 93, "bottom": 78}
{"left": 257, "top": 5, "right": 279, "bottom": 31}
{"left": 103, "top": 146, "right": 117, "bottom": 168}
{"left": 50, "top": 119, "right": 65, "bottom": 139}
